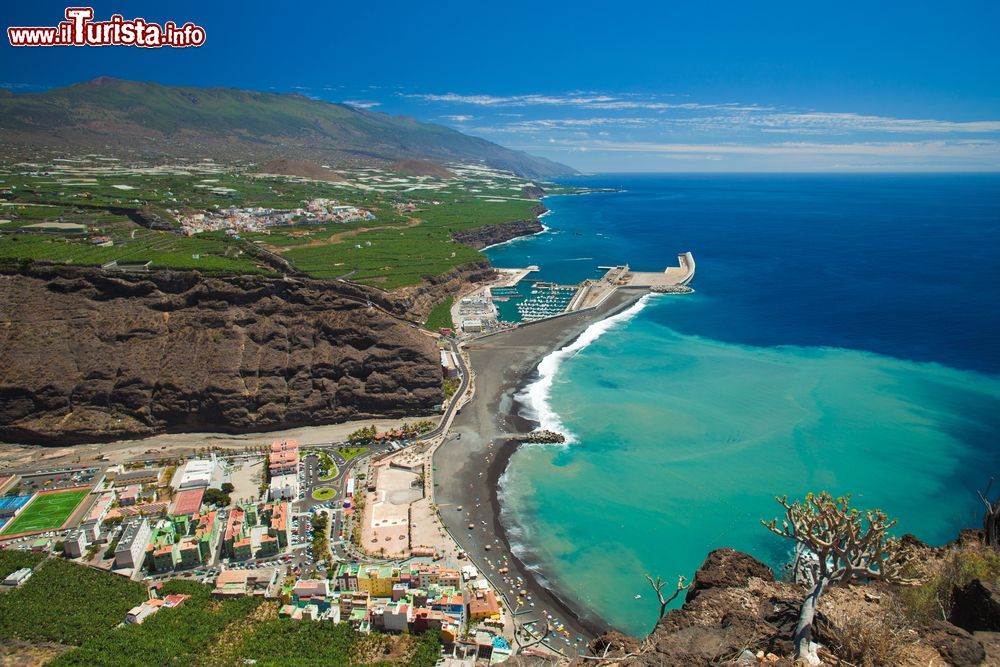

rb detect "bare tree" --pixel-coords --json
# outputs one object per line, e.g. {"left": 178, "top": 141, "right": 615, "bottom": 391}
{"left": 762, "top": 492, "right": 913, "bottom": 666}
{"left": 644, "top": 574, "right": 688, "bottom": 623}
{"left": 516, "top": 618, "right": 553, "bottom": 655}
{"left": 978, "top": 478, "right": 1000, "bottom": 548}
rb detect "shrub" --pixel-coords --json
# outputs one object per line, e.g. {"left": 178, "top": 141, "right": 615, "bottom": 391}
{"left": 824, "top": 607, "right": 907, "bottom": 667}
{"left": 897, "top": 544, "right": 1000, "bottom": 624}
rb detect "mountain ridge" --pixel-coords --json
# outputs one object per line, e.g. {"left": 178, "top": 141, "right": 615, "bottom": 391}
{"left": 0, "top": 77, "right": 576, "bottom": 179}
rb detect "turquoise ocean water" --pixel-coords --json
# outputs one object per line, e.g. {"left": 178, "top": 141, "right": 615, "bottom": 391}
{"left": 486, "top": 174, "right": 1000, "bottom": 636}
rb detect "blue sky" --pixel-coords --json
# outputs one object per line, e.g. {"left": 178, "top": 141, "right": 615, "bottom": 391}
{"left": 3, "top": 1, "right": 1000, "bottom": 172}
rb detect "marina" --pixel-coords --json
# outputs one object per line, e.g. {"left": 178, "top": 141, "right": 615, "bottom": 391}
{"left": 454, "top": 253, "right": 696, "bottom": 334}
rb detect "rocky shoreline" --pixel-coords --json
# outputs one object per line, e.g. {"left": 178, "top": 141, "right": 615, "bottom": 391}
{"left": 498, "top": 531, "right": 1000, "bottom": 666}
{"left": 451, "top": 210, "right": 548, "bottom": 250}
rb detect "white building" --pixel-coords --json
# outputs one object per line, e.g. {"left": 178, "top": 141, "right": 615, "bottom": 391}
{"left": 440, "top": 350, "right": 459, "bottom": 378}
{"left": 3, "top": 567, "right": 32, "bottom": 587}
{"left": 461, "top": 319, "right": 483, "bottom": 333}
{"left": 383, "top": 601, "right": 411, "bottom": 632}
{"left": 177, "top": 458, "right": 216, "bottom": 489}
{"left": 114, "top": 516, "right": 151, "bottom": 570}
{"left": 63, "top": 528, "right": 89, "bottom": 558}
{"left": 269, "top": 473, "right": 299, "bottom": 501}
{"left": 293, "top": 579, "right": 330, "bottom": 598}
{"left": 81, "top": 492, "right": 114, "bottom": 542}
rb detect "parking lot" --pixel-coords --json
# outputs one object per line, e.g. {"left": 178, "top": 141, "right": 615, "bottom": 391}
{"left": 19, "top": 467, "right": 100, "bottom": 493}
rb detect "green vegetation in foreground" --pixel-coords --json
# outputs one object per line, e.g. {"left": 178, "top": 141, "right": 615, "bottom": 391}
{"left": 312, "top": 487, "right": 336, "bottom": 501}
{"left": 0, "top": 217, "right": 266, "bottom": 274}
{"left": 424, "top": 297, "right": 455, "bottom": 331}
{"left": 0, "top": 489, "right": 89, "bottom": 535}
{"left": 898, "top": 543, "right": 1000, "bottom": 624}
{"left": 337, "top": 446, "right": 368, "bottom": 461}
{"left": 0, "top": 549, "right": 45, "bottom": 579}
{"left": 50, "top": 579, "right": 262, "bottom": 667}
{"left": 232, "top": 619, "right": 441, "bottom": 667}
{"left": 0, "top": 555, "right": 437, "bottom": 666}
{"left": 0, "top": 557, "right": 146, "bottom": 645}
{"left": 443, "top": 376, "right": 461, "bottom": 399}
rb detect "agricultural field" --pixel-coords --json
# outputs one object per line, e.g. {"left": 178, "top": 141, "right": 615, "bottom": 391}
{"left": 51, "top": 579, "right": 263, "bottom": 667}
{"left": 1, "top": 156, "right": 558, "bottom": 288}
{"left": 424, "top": 296, "right": 455, "bottom": 330}
{"left": 0, "top": 549, "right": 45, "bottom": 580}
{"left": 0, "top": 225, "right": 266, "bottom": 274}
{"left": 0, "top": 557, "right": 147, "bottom": 645}
{"left": 0, "top": 488, "right": 89, "bottom": 535}
{"left": 228, "top": 618, "right": 441, "bottom": 667}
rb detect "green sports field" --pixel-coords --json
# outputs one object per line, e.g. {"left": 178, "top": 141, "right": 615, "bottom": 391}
{"left": 0, "top": 489, "right": 90, "bottom": 535}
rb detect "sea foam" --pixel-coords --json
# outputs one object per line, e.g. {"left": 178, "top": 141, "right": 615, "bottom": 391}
{"left": 516, "top": 294, "right": 657, "bottom": 444}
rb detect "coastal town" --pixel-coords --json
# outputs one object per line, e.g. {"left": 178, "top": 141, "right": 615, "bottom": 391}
{"left": 0, "top": 397, "right": 543, "bottom": 663}
{"left": 0, "top": 145, "right": 704, "bottom": 664}
{"left": 0, "top": 237, "right": 700, "bottom": 665}
{"left": 176, "top": 199, "right": 375, "bottom": 236}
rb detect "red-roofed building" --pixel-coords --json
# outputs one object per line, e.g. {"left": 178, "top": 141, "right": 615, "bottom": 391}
{"left": 469, "top": 589, "right": 501, "bottom": 621}
{"left": 222, "top": 507, "right": 246, "bottom": 558}
{"left": 269, "top": 501, "right": 290, "bottom": 548}
{"left": 268, "top": 440, "right": 299, "bottom": 476}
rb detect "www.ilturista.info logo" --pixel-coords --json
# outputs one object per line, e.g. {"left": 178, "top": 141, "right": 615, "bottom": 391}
{"left": 7, "top": 7, "right": 206, "bottom": 48}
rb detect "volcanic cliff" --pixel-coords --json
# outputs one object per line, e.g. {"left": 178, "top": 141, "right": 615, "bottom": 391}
{"left": 0, "top": 265, "right": 456, "bottom": 445}
{"left": 509, "top": 533, "right": 1000, "bottom": 666}
{"left": 451, "top": 205, "right": 548, "bottom": 250}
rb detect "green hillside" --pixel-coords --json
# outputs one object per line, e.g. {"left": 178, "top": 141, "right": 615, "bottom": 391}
{"left": 0, "top": 77, "right": 574, "bottom": 180}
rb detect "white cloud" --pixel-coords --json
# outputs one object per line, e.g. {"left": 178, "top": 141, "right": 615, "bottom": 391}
{"left": 506, "top": 138, "right": 1000, "bottom": 159}
{"left": 441, "top": 114, "right": 475, "bottom": 122}
{"left": 404, "top": 90, "right": 1000, "bottom": 137}
{"left": 473, "top": 117, "right": 655, "bottom": 133}
{"left": 403, "top": 92, "right": 617, "bottom": 106}
{"left": 342, "top": 100, "right": 381, "bottom": 109}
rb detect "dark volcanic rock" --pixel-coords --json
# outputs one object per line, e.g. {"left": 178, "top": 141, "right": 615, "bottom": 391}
{"left": 588, "top": 630, "right": 641, "bottom": 658}
{"left": 520, "top": 185, "right": 546, "bottom": 200}
{"left": 451, "top": 214, "right": 546, "bottom": 250}
{"left": 685, "top": 548, "right": 775, "bottom": 603}
{"left": 973, "top": 631, "right": 1000, "bottom": 666}
{"left": 950, "top": 579, "right": 1000, "bottom": 632}
{"left": 0, "top": 267, "right": 443, "bottom": 444}
{"left": 921, "top": 621, "right": 986, "bottom": 666}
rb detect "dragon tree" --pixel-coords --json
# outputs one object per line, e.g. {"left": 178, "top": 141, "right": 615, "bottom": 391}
{"left": 762, "top": 492, "right": 913, "bottom": 665}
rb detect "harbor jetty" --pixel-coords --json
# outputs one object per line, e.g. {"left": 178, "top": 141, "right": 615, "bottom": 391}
{"left": 452, "top": 252, "right": 696, "bottom": 336}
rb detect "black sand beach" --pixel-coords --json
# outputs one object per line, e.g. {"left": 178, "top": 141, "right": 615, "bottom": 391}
{"left": 432, "top": 290, "right": 644, "bottom": 655}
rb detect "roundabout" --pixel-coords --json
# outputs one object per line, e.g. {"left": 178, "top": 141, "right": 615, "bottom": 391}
{"left": 312, "top": 487, "right": 336, "bottom": 501}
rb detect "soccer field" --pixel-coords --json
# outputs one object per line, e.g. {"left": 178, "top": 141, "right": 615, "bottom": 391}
{"left": 0, "top": 489, "right": 90, "bottom": 535}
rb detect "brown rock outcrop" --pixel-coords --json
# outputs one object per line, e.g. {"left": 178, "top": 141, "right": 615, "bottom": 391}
{"left": 0, "top": 266, "right": 443, "bottom": 444}
{"left": 950, "top": 579, "right": 1000, "bottom": 632}
{"left": 450, "top": 207, "right": 548, "bottom": 250}
{"left": 685, "top": 548, "right": 775, "bottom": 602}
{"left": 566, "top": 542, "right": 990, "bottom": 667}
{"left": 921, "top": 621, "right": 987, "bottom": 667}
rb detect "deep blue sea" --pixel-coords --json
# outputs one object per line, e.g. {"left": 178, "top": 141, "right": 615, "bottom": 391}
{"left": 486, "top": 174, "right": 1000, "bottom": 636}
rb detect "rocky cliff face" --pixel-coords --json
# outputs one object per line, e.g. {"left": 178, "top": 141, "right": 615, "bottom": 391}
{"left": 391, "top": 261, "right": 495, "bottom": 321}
{"left": 0, "top": 266, "right": 444, "bottom": 445}
{"left": 451, "top": 209, "right": 547, "bottom": 251}
{"left": 507, "top": 536, "right": 1000, "bottom": 667}
{"left": 566, "top": 542, "right": 999, "bottom": 667}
